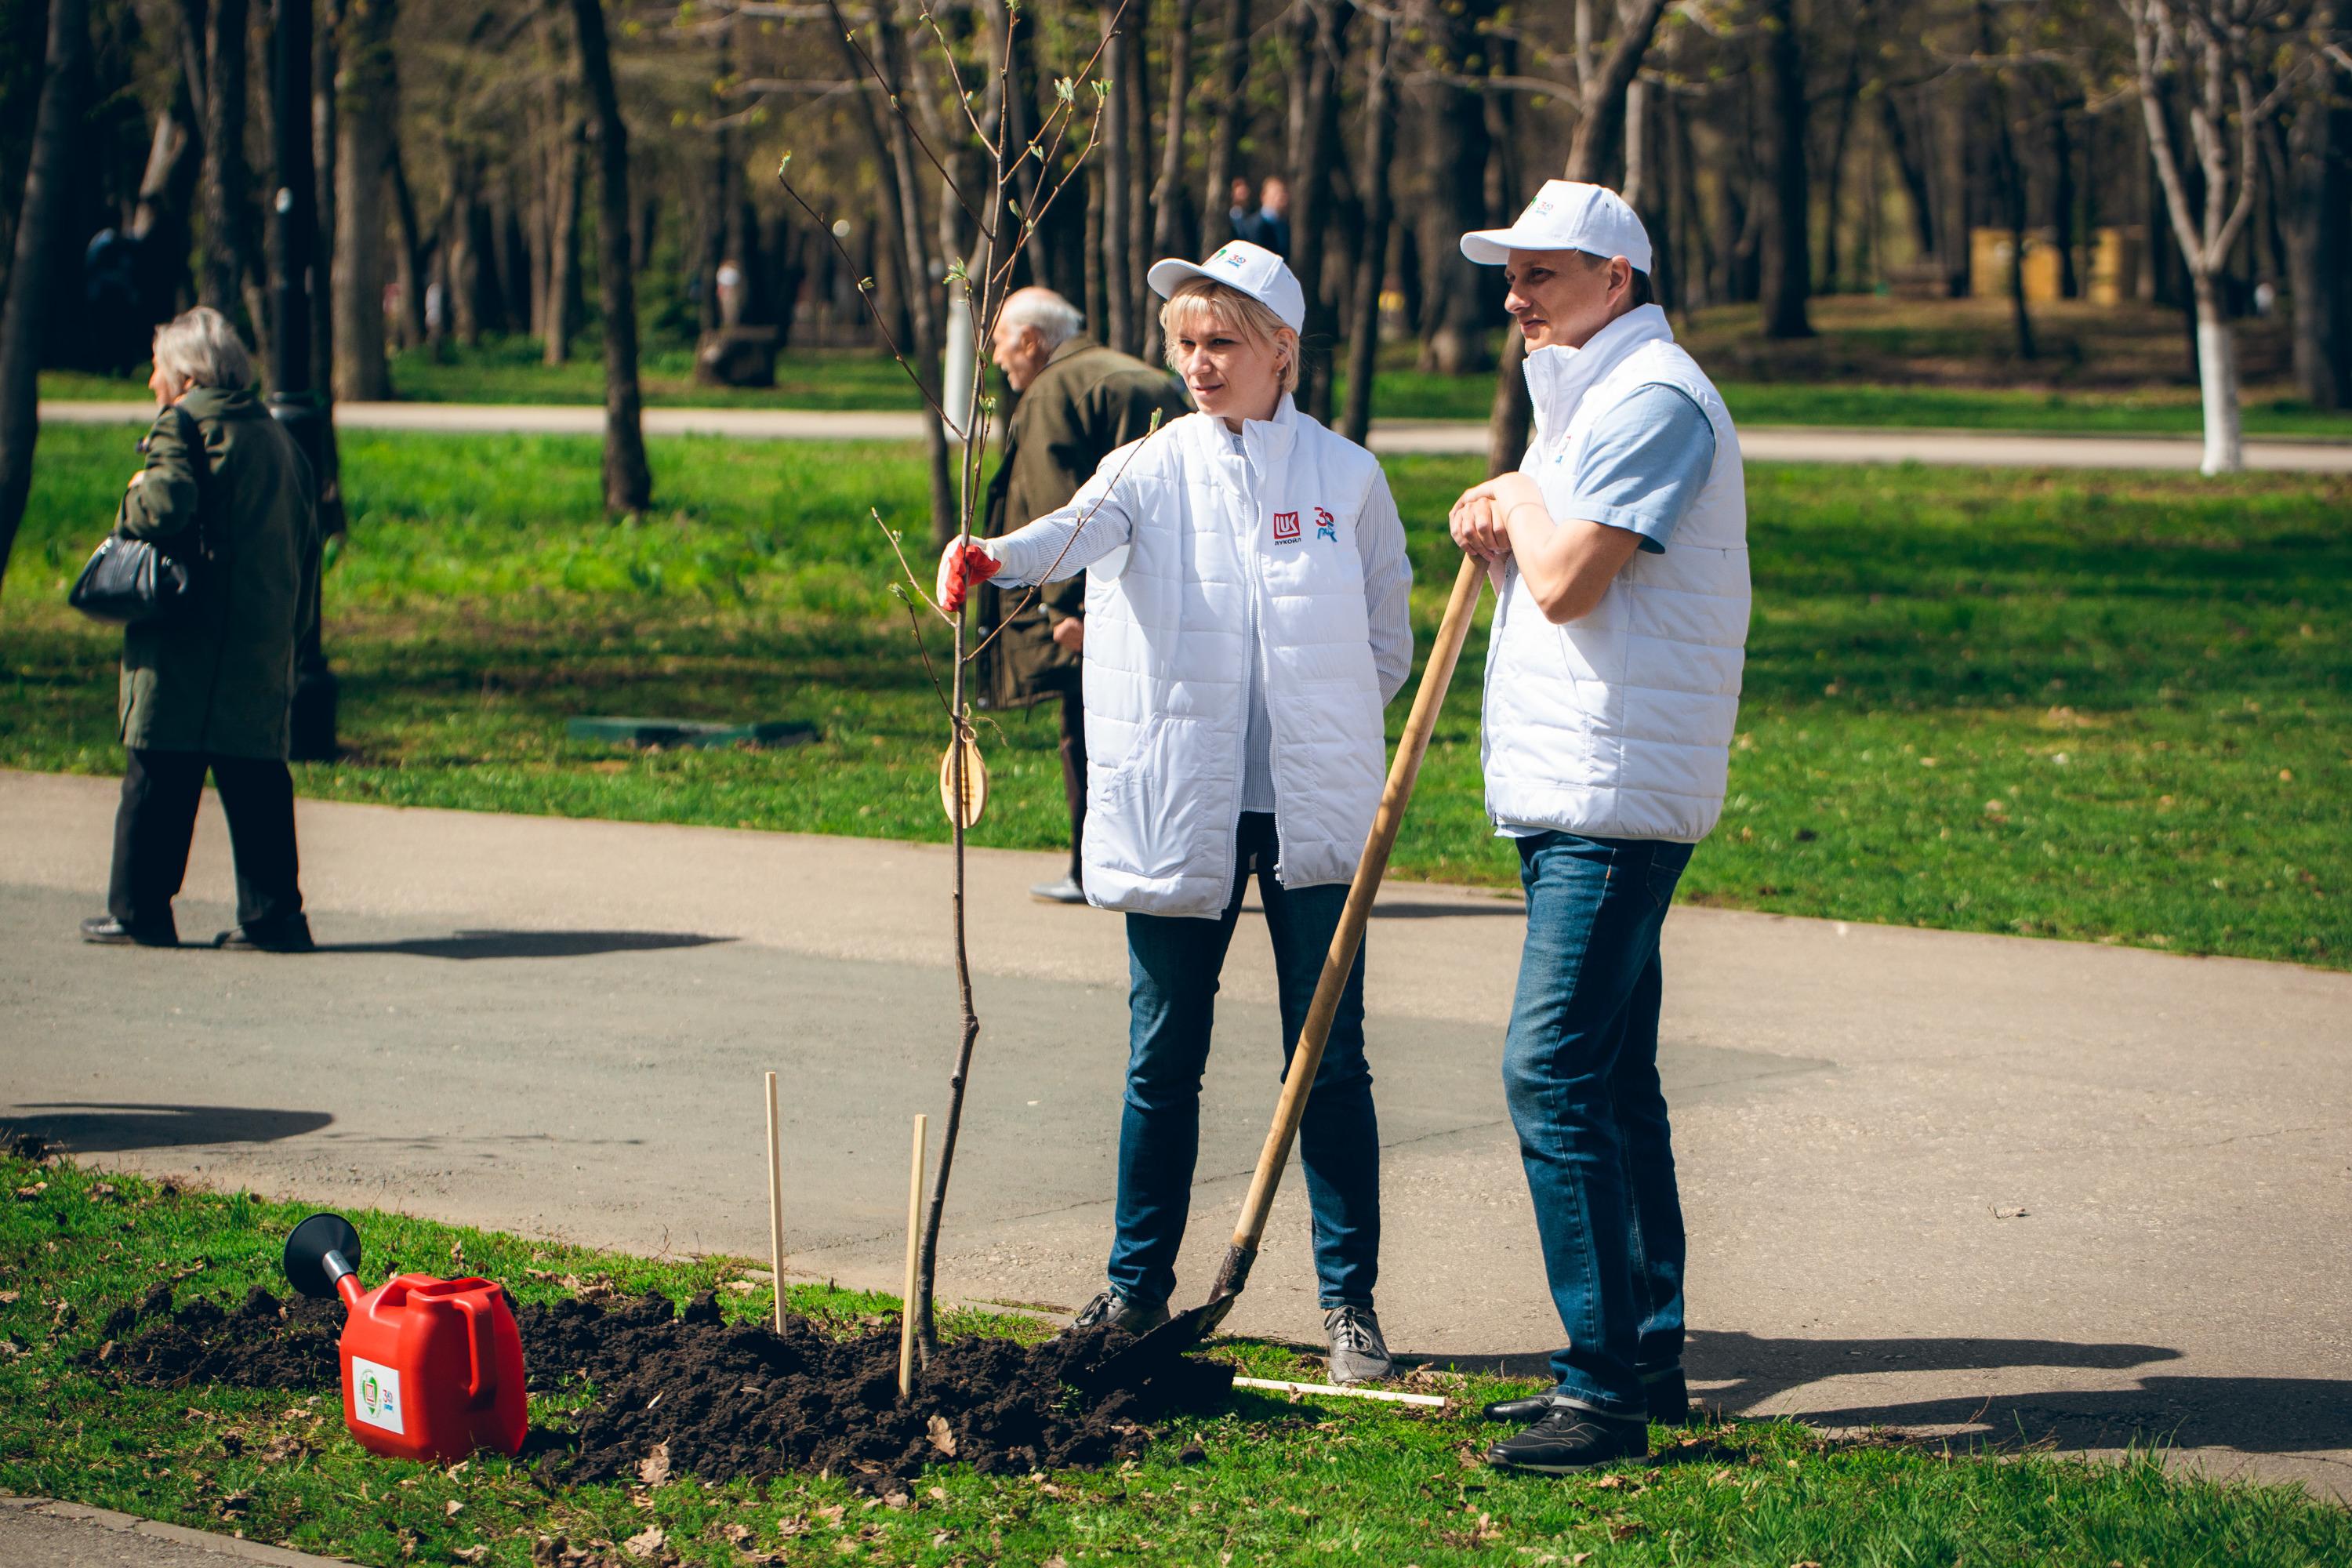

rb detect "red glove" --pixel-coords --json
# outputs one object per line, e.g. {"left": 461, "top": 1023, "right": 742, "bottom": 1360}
{"left": 938, "top": 538, "right": 1002, "bottom": 613}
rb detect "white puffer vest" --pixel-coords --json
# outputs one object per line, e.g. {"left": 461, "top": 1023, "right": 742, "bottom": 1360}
{"left": 994, "top": 397, "right": 1402, "bottom": 917}
{"left": 1482, "top": 305, "right": 1751, "bottom": 842}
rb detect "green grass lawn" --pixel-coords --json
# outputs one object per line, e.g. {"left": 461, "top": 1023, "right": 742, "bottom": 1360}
{"left": 7, "top": 1149, "right": 2347, "bottom": 1566}
{"left": 5, "top": 425, "right": 2346, "bottom": 969}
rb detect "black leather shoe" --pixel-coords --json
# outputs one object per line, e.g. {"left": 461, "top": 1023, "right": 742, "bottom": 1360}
{"left": 1643, "top": 1367, "right": 1693, "bottom": 1425}
{"left": 81, "top": 915, "right": 177, "bottom": 947}
{"left": 1483, "top": 1369, "right": 1693, "bottom": 1426}
{"left": 1486, "top": 1407, "right": 1649, "bottom": 1472}
{"left": 213, "top": 914, "right": 315, "bottom": 953}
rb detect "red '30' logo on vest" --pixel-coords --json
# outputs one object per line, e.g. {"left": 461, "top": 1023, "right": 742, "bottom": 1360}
{"left": 1271, "top": 510, "right": 1301, "bottom": 543}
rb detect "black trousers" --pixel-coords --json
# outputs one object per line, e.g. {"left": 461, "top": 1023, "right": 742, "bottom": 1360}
{"left": 1057, "top": 685, "right": 1088, "bottom": 882}
{"left": 107, "top": 747, "right": 303, "bottom": 931}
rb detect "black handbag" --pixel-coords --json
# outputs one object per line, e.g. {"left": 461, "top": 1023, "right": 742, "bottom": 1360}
{"left": 68, "top": 405, "right": 209, "bottom": 626}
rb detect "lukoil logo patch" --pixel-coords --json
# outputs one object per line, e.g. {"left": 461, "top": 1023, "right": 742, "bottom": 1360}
{"left": 350, "top": 1354, "right": 406, "bottom": 1435}
{"left": 1271, "top": 510, "right": 1301, "bottom": 543}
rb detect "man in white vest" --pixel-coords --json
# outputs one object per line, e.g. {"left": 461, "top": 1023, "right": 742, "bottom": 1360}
{"left": 1445, "top": 180, "right": 1751, "bottom": 1471}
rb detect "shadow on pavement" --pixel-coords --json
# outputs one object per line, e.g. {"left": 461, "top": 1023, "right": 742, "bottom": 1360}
{"left": 2, "top": 1102, "right": 332, "bottom": 1154}
{"left": 317, "top": 930, "right": 734, "bottom": 960}
{"left": 1436, "top": 1329, "right": 2350, "bottom": 1455}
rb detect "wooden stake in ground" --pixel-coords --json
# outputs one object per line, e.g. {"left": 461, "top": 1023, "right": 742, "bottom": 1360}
{"left": 764, "top": 1070, "right": 786, "bottom": 1336}
{"left": 898, "top": 1112, "right": 927, "bottom": 1400}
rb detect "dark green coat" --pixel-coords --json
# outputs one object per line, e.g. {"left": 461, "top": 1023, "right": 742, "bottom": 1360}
{"left": 976, "top": 338, "right": 1189, "bottom": 710}
{"left": 117, "top": 387, "right": 318, "bottom": 759}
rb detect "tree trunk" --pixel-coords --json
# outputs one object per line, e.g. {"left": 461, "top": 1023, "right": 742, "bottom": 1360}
{"left": 2191, "top": 271, "right": 2241, "bottom": 472}
{"left": 1150, "top": 0, "right": 1197, "bottom": 263}
{"left": 1338, "top": 9, "right": 1392, "bottom": 445}
{"left": 1120, "top": 12, "right": 1151, "bottom": 357}
{"left": 2285, "top": 9, "right": 2350, "bottom": 408}
{"left": 1757, "top": 0, "right": 1811, "bottom": 337}
{"left": 1410, "top": 0, "right": 1496, "bottom": 376}
{"left": 0, "top": 0, "right": 89, "bottom": 591}
{"left": 543, "top": 117, "right": 583, "bottom": 365}
{"left": 311, "top": 0, "right": 339, "bottom": 402}
{"left": 2049, "top": 88, "right": 2080, "bottom": 299}
{"left": 1288, "top": 0, "right": 1351, "bottom": 423}
{"left": 387, "top": 132, "right": 427, "bottom": 347}
{"left": 1199, "top": 0, "right": 1250, "bottom": 250}
{"left": 1817, "top": 3, "right": 1870, "bottom": 292}
{"left": 1098, "top": 2, "right": 1134, "bottom": 354}
{"left": 198, "top": 0, "right": 253, "bottom": 314}
{"left": 1879, "top": 91, "right": 1937, "bottom": 267}
{"left": 829, "top": 0, "right": 953, "bottom": 544}
{"left": 332, "top": 0, "right": 394, "bottom": 399}
{"left": 129, "top": 62, "right": 204, "bottom": 314}
{"left": 568, "top": 0, "right": 650, "bottom": 513}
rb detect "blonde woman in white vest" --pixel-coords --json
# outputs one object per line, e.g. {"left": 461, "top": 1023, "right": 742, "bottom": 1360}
{"left": 936, "top": 240, "right": 1414, "bottom": 1382}
{"left": 1444, "top": 183, "right": 1751, "bottom": 1471}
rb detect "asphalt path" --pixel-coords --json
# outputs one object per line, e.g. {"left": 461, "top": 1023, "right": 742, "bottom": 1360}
{"left": 2, "top": 768, "right": 2347, "bottom": 1496}
{"left": 38, "top": 398, "right": 2352, "bottom": 470}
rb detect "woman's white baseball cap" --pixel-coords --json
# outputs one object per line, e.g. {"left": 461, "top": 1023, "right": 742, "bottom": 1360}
{"left": 1146, "top": 240, "right": 1307, "bottom": 332}
{"left": 1460, "top": 180, "right": 1653, "bottom": 275}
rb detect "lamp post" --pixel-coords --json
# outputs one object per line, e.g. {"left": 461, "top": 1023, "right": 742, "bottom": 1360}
{"left": 268, "top": 0, "right": 338, "bottom": 760}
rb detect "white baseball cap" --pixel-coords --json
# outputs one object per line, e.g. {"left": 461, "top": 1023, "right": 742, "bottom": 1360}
{"left": 1460, "top": 180, "right": 1653, "bottom": 275}
{"left": 1147, "top": 240, "right": 1306, "bottom": 333}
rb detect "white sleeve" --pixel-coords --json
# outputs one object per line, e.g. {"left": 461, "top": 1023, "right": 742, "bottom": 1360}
{"left": 987, "top": 452, "right": 1142, "bottom": 587}
{"left": 1355, "top": 468, "right": 1415, "bottom": 705}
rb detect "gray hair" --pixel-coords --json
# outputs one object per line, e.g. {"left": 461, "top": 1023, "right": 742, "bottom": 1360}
{"left": 999, "top": 288, "right": 1084, "bottom": 354}
{"left": 151, "top": 307, "right": 255, "bottom": 391}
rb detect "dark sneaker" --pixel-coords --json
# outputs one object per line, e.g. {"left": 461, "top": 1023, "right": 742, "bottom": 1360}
{"left": 212, "top": 914, "right": 315, "bottom": 953}
{"left": 1642, "top": 1366, "right": 1693, "bottom": 1425}
{"left": 1029, "top": 876, "right": 1087, "bottom": 906}
{"left": 1486, "top": 1407, "right": 1649, "bottom": 1472}
{"left": 1323, "top": 1305, "right": 1395, "bottom": 1384}
{"left": 81, "top": 915, "right": 178, "bottom": 947}
{"left": 1483, "top": 1369, "right": 1691, "bottom": 1426}
{"left": 1064, "top": 1288, "right": 1169, "bottom": 1337}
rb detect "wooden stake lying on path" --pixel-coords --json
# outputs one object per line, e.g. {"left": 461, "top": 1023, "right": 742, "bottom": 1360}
{"left": 764, "top": 1071, "right": 787, "bottom": 1336}
{"left": 898, "top": 1113, "right": 927, "bottom": 1400}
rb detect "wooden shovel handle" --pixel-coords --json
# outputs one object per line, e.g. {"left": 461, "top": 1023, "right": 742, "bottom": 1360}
{"left": 1227, "top": 551, "right": 1487, "bottom": 1255}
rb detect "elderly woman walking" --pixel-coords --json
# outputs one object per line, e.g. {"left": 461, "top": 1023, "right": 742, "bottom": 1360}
{"left": 938, "top": 241, "right": 1413, "bottom": 1381}
{"left": 81, "top": 307, "right": 321, "bottom": 953}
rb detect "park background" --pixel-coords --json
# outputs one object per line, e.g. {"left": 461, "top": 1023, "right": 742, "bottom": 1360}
{"left": 0, "top": 0, "right": 2346, "bottom": 971}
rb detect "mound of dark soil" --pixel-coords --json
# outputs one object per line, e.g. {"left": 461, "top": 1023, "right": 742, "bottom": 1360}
{"left": 88, "top": 1283, "right": 345, "bottom": 1388}
{"left": 89, "top": 1284, "right": 1232, "bottom": 1486}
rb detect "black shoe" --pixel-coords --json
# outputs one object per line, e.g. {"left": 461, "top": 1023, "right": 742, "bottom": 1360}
{"left": 1062, "top": 1288, "right": 1170, "bottom": 1337}
{"left": 1483, "top": 1368, "right": 1691, "bottom": 1426}
{"left": 81, "top": 915, "right": 177, "bottom": 947}
{"left": 1486, "top": 1407, "right": 1649, "bottom": 1473}
{"left": 1642, "top": 1366, "right": 1693, "bottom": 1425}
{"left": 212, "top": 914, "right": 315, "bottom": 953}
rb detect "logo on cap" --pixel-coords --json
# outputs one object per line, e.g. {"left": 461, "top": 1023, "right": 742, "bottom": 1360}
{"left": 1272, "top": 510, "right": 1301, "bottom": 543}
{"left": 1214, "top": 245, "right": 1248, "bottom": 268}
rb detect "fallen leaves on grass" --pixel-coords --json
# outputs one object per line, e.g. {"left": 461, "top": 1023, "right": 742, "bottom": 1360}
{"left": 926, "top": 1414, "right": 956, "bottom": 1457}
{"left": 638, "top": 1440, "right": 671, "bottom": 1487}
{"left": 622, "top": 1523, "right": 667, "bottom": 1559}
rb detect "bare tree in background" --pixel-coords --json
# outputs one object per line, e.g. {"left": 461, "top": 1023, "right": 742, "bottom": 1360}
{"left": 0, "top": 0, "right": 88, "bottom": 592}
{"left": 333, "top": 0, "right": 397, "bottom": 399}
{"left": 1199, "top": 0, "right": 1251, "bottom": 250}
{"left": 2281, "top": 0, "right": 2350, "bottom": 408}
{"left": 1483, "top": 0, "right": 1676, "bottom": 473}
{"left": 1340, "top": 6, "right": 1395, "bottom": 445}
{"left": 570, "top": 0, "right": 652, "bottom": 511}
{"left": 2121, "top": 0, "right": 2312, "bottom": 472}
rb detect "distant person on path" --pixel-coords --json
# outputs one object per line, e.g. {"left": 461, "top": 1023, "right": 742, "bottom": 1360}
{"left": 82, "top": 307, "right": 322, "bottom": 953}
{"left": 977, "top": 285, "right": 1189, "bottom": 905}
{"left": 1233, "top": 176, "right": 1292, "bottom": 259}
{"left": 938, "top": 242, "right": 1414, "bottom": 1381}
{"left": 1446, "top": 182, "right": 1751, "bottom": 1470}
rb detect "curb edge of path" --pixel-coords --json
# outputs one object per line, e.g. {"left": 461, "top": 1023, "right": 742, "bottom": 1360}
{"left": 0, "top": 1496, "right": 351, "bottom": 1566}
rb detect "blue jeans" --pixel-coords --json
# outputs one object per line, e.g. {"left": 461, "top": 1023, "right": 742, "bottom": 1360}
{"left": 1110, "top": 812, "right": 1380, "bottom": 1310}
{"left": 1504, "top": 830, "right": 1693, "bottom": 1418}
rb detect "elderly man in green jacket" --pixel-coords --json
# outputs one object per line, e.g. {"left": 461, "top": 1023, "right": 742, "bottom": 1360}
{"left": 976, "top": 287, "right": 1189, "bottom": 904}
{"left": 82, "top": 307, "right": 321, "bottom": 953}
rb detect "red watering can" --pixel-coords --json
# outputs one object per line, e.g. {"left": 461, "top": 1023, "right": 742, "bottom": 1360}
{"left": 284, "top": 1213, "right": 528, "bottom": 1463}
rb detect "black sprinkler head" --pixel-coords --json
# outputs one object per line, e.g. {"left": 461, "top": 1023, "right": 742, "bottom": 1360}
{"left": 283, "top": 1211, "right": 363, "bottom": 1300}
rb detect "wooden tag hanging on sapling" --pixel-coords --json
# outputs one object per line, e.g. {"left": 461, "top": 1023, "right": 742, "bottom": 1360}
{"left": 938, "top": 735, "right": 988, "bottom": 829}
